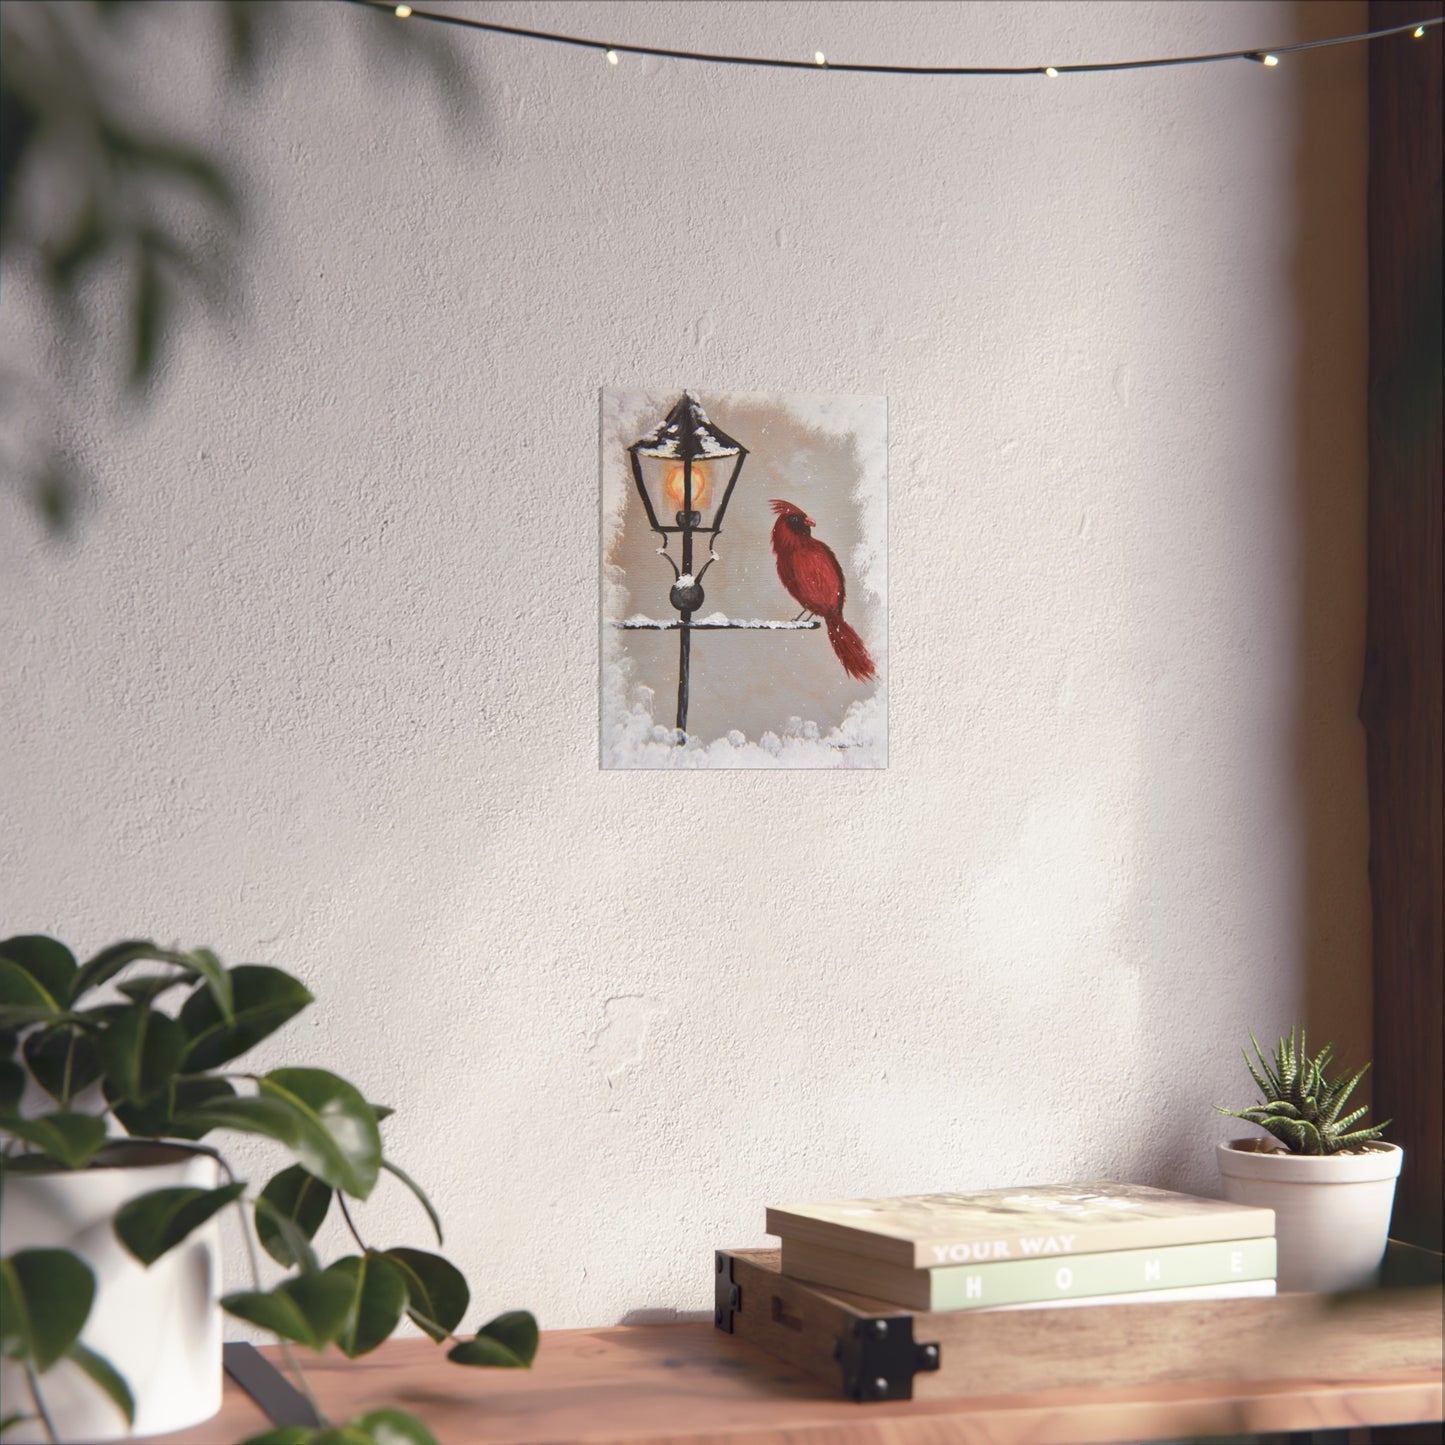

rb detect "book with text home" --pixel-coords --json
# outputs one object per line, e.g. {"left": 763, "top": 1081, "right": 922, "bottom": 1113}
{"left": 766, "top": 1181, "right": 1275, "bottom": 1270}
{"left": 981, "top": 1278, "right": 1276, "bottom": 1310}
{"left": 779, "top": 1234, "right": 1278, "bottom": 1310}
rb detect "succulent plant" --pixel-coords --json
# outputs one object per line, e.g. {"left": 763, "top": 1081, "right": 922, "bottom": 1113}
{"left": 1216, "top": 1025, "right": 1391, "bottom": 1156}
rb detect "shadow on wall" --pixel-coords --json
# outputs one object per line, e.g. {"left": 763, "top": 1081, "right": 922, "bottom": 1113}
{"left": 1287, "top": 0, "right": 1372, "bottom": 1092}
{"left": 0, "top": 0, "right": 473, "bottom": 536}
{"left": 1131, "top": 0, "right": 1373, "bottom": 1195}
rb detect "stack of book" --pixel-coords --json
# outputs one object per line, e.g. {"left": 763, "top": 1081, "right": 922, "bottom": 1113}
{"left": 766, "top": 1181, "right": 1277, "bottom": 1312}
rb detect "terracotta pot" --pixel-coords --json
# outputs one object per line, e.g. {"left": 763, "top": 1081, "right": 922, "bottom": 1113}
{"left": 1216, "top": 1137, "right": 1403, "bottom": 1293}
{"left": 0, "top": 1141, "right": 224, "bottom": 1441}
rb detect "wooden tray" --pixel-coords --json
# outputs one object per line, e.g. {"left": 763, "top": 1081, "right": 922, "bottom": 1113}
{"left": 715, "top": 1241, "right": 1445, "bottom": 1404}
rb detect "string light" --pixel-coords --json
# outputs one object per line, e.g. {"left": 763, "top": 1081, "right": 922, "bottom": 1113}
{"left": 606, "top": 49, "right": 619, "bottom": 65}
{"left": 339, "top": 2, "right": 1443, "bottom": 78}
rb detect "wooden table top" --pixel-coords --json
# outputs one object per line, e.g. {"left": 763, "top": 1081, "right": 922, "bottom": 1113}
{"left": 149, "top": 1320, "right": 1443, "bottom": 1445}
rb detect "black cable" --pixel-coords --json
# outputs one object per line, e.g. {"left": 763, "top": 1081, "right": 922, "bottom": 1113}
{"left": 337, "top": 2, "right": 1441, "bottom": 78}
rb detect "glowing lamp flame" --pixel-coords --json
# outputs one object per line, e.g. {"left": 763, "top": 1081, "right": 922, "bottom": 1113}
{"left": 663, "top": 461, "right": 712, "bottom": 511}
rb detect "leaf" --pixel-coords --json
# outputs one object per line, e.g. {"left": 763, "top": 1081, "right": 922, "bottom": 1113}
{"left": 256, "top": 1165, "right": 332, "bottom": 1268}
{"left": 171, "top": 1094, "right": 309, "bottom": 1153}
{"left": 183, "top": 948, "right": 234, "bottom": 1022}
{"left": 97, "top": 1005, "right": 187, "bottom": 1103}
{"left": 0, "top": 960, "right": 60, "bottom": 1027}
{"left": 73, "top": 1003, "right": 131, "bottom": 1031}
{"left": 0, "top": 938, "right": 76, "bottom": 1008}
{"left": 0, "top": 1060, "right": 25, "bottom": 1113}
{"left": 0, "top": 1112, "right": 107, "bottom": 1168}
{"left": 105, "top": 1076, "right": 171, "bottom": 1139}
{"left": 309, "top": 1431, "right": 374, "bottom": 1445}
{"left": 116, "top": 975, "right": 191, "bottom": 1007}
{"left": 168, "top": 1077, "right": 235, "bottom": 1137}
{"left": 370, "top": 1103, "right": 394, "bottom": 1122}
{"left": 175, "top": 1086, "right": 377, "bottom": 1200}
{"left": 110, "top": 1080, "right": 239, "bottom": 1144}
{"left": 259, "top": 1070, "right": 380, "bottom": 1201}
{"left": 380, "top": 1158, "right": 442, "bottom": 1246}
{"left": 382, "top": 1248, "right": 468, "bottom": 1342}
{"left": 101, "top": 126, "right": 240, "bottom": 219}
{"left": 0, "top": 1248, "right": 95, "bottom": 1371}
{"left": 252, "top": 1196, "right": 320, "bottom": 1277}
{"left": 326, "top": 1253, "right": 407, "bottom": 1359}
{"left": 1333, "top": 1121, "right": 1392, "bottom": 1151}
{"left": 222, "top": 1272, "right": 353, "bottom": 1351}
{"left": 67, "top": 1340, "right": 135, "bottom": 1426}
{"left": 44, "top": 199, "right": 108, "bottom": 289}
{"left": 113, "top": 1182, "right": 245, "bottom": 1265}
{"left": 224, "top": 0, "right": 263, "bottom": 78}
{"left": 71, "top": 941, "right": 174, "bottom": 1000}
{"left": 129, "top": 238, "right": 164, "bottom": 389}
{"left": 179, "top": 966, "right": 312, "bottom": 1071}
{"left": 447, "top": 1310, "right": 537, "bottom": 1369}
{"left": 113, "top": 1075, "right": 240, "bottom": 1142}
{"left": 351, "top": 1409, "right": 441, "bottom": 1445}
{"left": 23, "top": 1027, "right": 102, "bottom": 1102}
{"left": 0, "top": 1261, "right": 23, "bottom": 1358}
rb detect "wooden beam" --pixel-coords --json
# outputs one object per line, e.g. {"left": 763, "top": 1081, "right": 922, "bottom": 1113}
{"left": 1364, "top": 0, "right": 1444, "bottom": 1266}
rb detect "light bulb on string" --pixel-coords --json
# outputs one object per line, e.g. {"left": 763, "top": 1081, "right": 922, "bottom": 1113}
{"left": 339, "top": 2, "right": 1441, "bottom": 80}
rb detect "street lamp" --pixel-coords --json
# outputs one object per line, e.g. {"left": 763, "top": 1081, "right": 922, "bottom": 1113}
{"left": 627, "top": 394, "right": 748, "bottom": 735}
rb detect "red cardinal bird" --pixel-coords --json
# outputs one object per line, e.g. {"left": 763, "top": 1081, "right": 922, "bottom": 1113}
{"left": 769, "top": 499, "right": 876, "bottom": 681}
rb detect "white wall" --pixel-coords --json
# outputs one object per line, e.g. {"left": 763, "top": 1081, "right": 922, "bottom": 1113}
{"left": 0, "top": 1, "right": 1370, "bottom": 1330}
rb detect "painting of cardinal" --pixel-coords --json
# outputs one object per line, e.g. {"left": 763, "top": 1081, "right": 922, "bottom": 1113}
{"left": 601, "top": 389, "right": 886, "bottom": 769}
{"left": 769, "top": 500, "right": 876, "bottom": 681}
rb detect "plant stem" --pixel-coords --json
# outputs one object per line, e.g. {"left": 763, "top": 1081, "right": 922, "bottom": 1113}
{"left": 336, "top": 1194, "right": 367, "bottom": 1253}
{"left": 334, "top": 1197, "right": 464, "bottom": 1347}
{"left": 219, "top": 1156, "right": 327, "bottom": 1427}
{"left": 24, "top": 1364, "right": 57, "bottom": 1444}
{"left": 60, "top": 1031, "right": 77, "bottom": 1109}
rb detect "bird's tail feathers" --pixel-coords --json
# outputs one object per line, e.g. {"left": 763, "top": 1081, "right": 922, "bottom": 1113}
{"left": 826, "top": 615, "right": 876, "bottom": 682}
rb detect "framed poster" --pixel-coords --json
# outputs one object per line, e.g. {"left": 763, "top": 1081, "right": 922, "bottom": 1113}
{"left": 600, "top": 390, "right": 886, "bottom": 769}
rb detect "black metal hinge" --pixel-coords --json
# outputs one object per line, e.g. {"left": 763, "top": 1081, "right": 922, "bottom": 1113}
{"left": 714, "top": 1250, "right": 742, "bottom": 1332}
{"left": 833, "top": 1314, "right": 941, "bottom": 1401}
{"left": 222, "top": 1341, "right": 320, "bottom": 1427}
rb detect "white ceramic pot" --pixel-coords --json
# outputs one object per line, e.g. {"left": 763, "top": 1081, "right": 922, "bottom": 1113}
{"left": 1216, "top": 1137, "right": 1403, "bottom": 1293}
{"left": 0, "top": 1141, "right": 224, "bottom": 1442}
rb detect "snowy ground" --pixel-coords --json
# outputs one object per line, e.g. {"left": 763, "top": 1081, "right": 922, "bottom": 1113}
{"left": 601, "top": 685, "right": 887, "bottom": 769}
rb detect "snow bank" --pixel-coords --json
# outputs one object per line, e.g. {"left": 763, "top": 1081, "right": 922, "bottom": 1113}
{"left": 601, "top": 686, "right": 886, "bottom": 770}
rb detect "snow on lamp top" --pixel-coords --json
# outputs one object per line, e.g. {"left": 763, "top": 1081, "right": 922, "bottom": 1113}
{"left": 630, "top": 393, "right": 743, "bottom": 460}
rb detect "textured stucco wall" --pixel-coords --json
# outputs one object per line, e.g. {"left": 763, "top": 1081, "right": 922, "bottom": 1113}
{"left": 0, "top": 0, "right": 1370, "bottom": 1330}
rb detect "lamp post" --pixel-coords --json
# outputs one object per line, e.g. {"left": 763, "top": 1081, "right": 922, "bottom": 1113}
{"left": 627, "top": 394, "right": 748, "bottom": 737}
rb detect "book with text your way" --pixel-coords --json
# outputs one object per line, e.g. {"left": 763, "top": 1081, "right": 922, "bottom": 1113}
{"left": 766, "top": 1181, "right": 1275, "bottom": 1271}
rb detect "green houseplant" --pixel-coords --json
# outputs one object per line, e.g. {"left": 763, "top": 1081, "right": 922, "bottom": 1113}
{"left": 0, "top": 934, "right": 536, "bottom": 1444}
{"left": 1215, "top": 1026, "right": 1402, "bottom": 1292}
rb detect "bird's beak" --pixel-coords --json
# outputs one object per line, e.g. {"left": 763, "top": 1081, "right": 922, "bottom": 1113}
{"left": 805, "top": 516, "right": 816, "bottom": 528}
